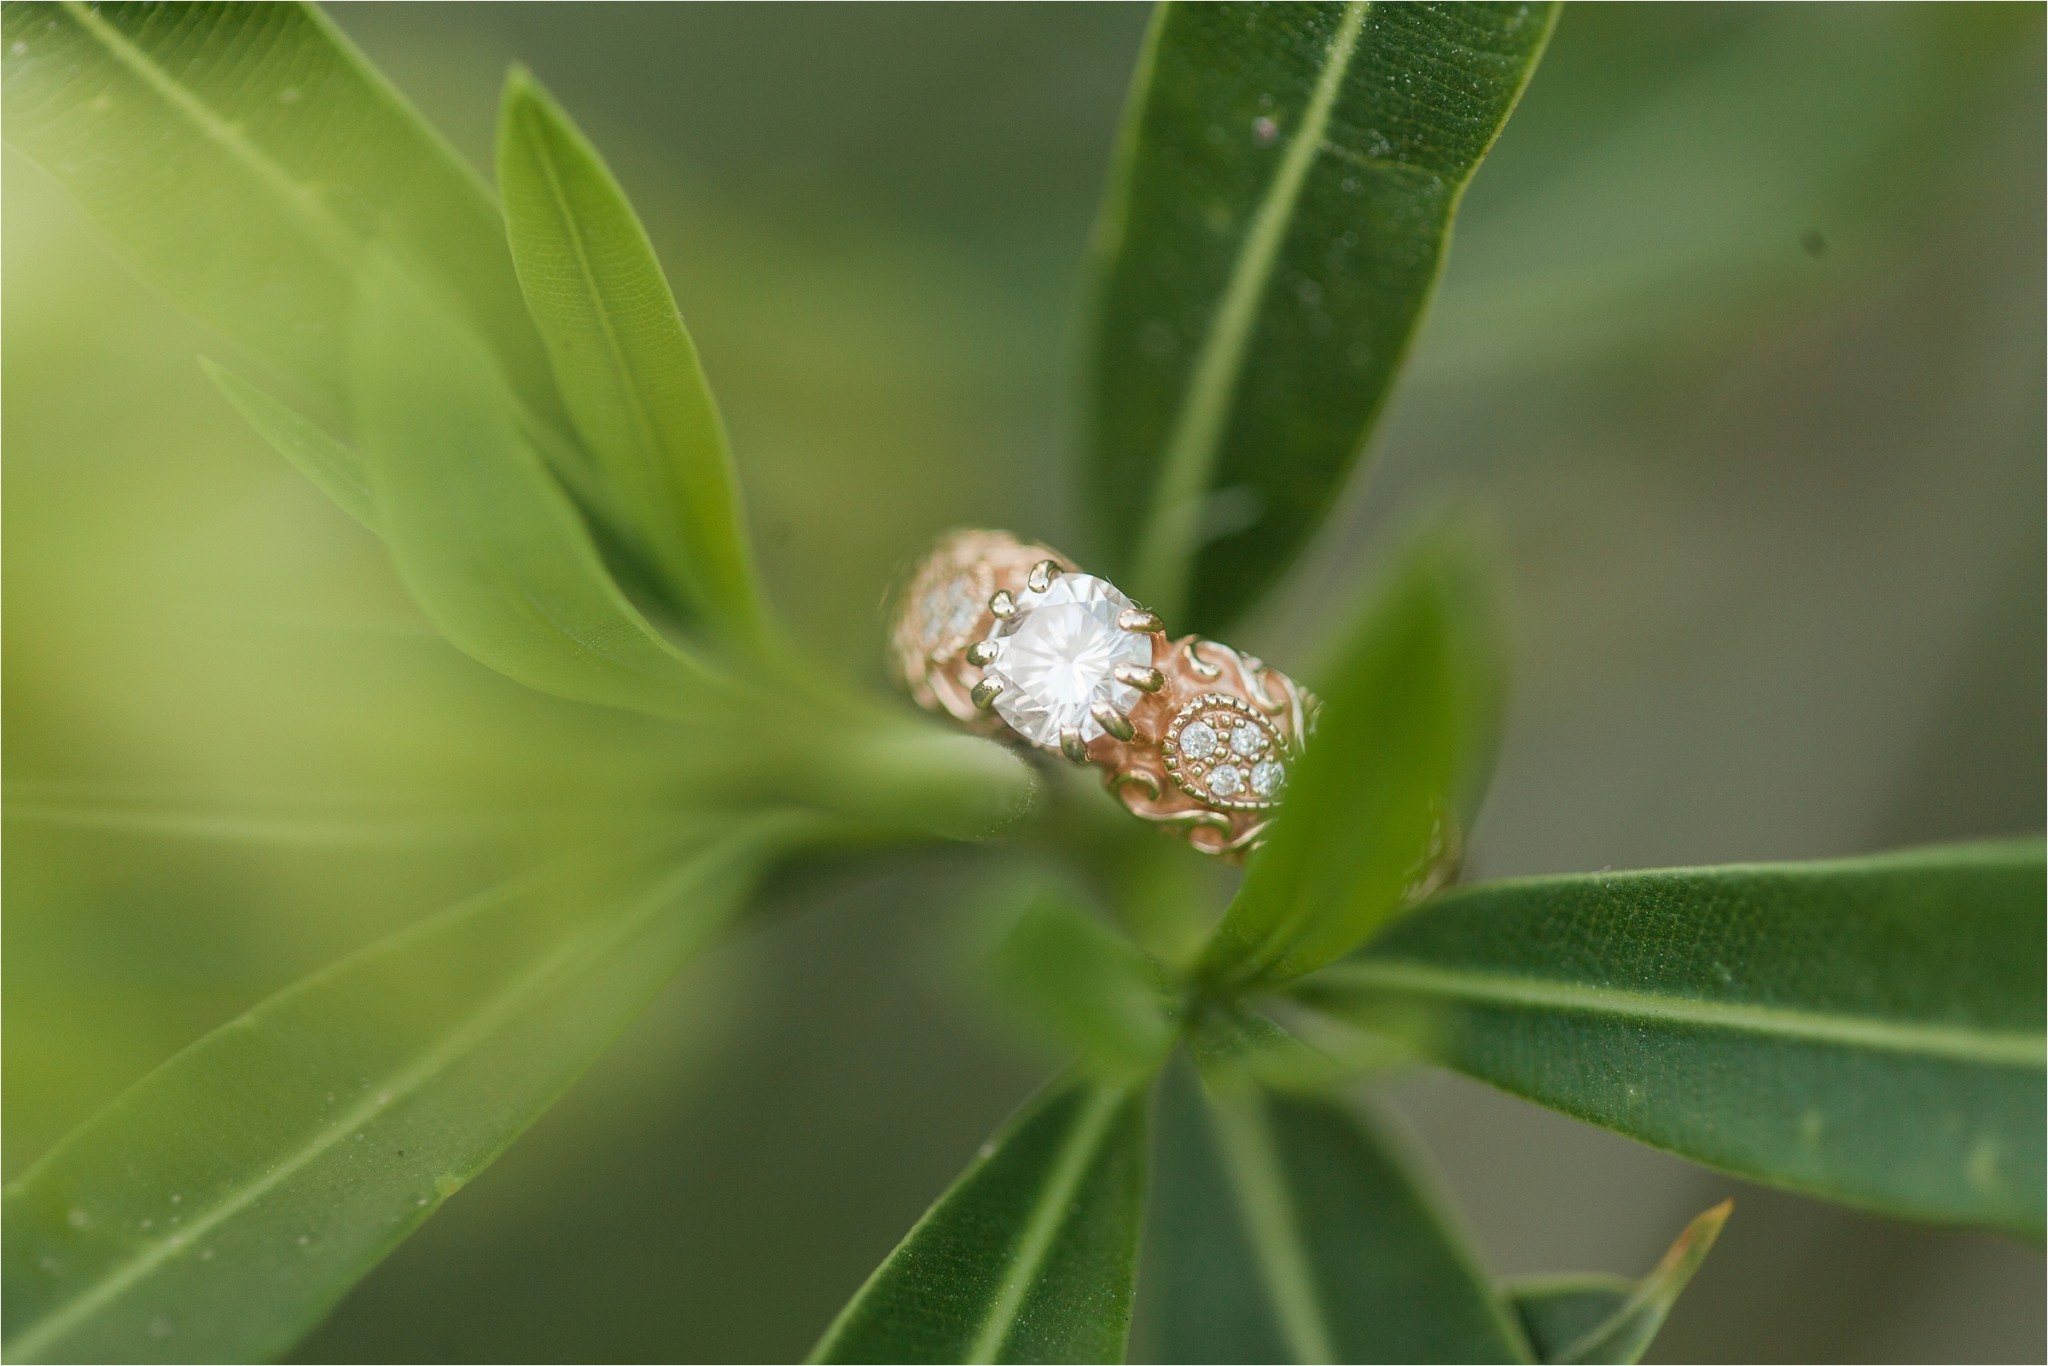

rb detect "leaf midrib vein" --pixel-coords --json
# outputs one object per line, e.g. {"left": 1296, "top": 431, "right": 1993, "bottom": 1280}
{"left": 520, "top": 109, "right": 678, "bottom": 563}
{"left": 61, "top": 0, "right": 360, "bottom": 270}
{"left": 8, "top": 850, "right": 743, "bottom": 1360}
{"left": 1309, "top": 959, "right": 2047, "bottom": 1067}
{"left": 1210, "top": 1090, "right": 1337, "bottom": 1365}
{"left": 1130, "top": 1, "right": 1370, "bottom": 618}
{"left": 964, "top": 1085, "right": 1126, "bottom": 1364}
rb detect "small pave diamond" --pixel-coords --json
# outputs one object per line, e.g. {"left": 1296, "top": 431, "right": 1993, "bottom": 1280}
{"left": 1164, "top": 691, "right": 1291, "bottom": 811}
{"left": 1251, "top": 759, "right": 1285, "bottom": 798}
{"left": 981, "top": 574, "right": 1151, "bottom": 747}
{"left": 915, "top": 568, "right": 989, "bottom": 656}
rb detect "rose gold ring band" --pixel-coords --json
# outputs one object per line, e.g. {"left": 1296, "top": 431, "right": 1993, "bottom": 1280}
{"left": 891, "top": 528, "right": 1320, "bottom": 859}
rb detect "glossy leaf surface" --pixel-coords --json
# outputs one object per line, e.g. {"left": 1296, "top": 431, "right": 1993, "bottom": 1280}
{"left": 497, "top": 71, "right": 764, "bottom": 646}
{"left": 351, "top": 255, "right": 726, "bottom": 720}
{"left": 811, "top": 1081, "right": 1148, "bottom": 1364}
{"left": 1203, "top": 532, "right": 1503, "bottom": 986}
{"left": 1137, "top": 1059, "right": 1530, "bottom": 1363}
{"left": 1298, "top": 841, "right": 2048, "bottom": 1234}
{"left": 1086, "top": 1, "right": 1557, "bottom": 629}
{"left": 1, "top": 1, "right": 557, "bottom": 430}
{"left": 1, "top": 827, "right": 785, "bottom": 1364}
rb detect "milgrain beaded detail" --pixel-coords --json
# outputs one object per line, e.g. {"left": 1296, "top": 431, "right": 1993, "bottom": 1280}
{"left": 1094, "top": 636, "right": 1318, "bottom": 858}
{"left": 1163, "top": 693, "right": 1288, "bottom": 811}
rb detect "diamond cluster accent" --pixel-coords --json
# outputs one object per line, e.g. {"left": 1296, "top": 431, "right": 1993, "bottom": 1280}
{"left": 977, "top": 574, "right": 1152, "bottom": 748}
{"left": 916, "top": 567, "right": 990, "bottom": 658}
{"left": 1163, "top": 693, "right": 1287, "bottom": 810}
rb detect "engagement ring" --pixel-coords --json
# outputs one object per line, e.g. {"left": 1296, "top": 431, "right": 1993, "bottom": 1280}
{"left": 892, "top": 529, "right": 1319, "bottom": 858}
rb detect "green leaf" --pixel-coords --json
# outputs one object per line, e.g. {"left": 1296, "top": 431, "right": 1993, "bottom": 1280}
{"left": 351, "top": 251, "right": 728, "bottom": 719}
{"left": 1136, "top": 1057, "right": 1531, "bottom": 1363}
{"left": 1508, "top": 1279, "right": 1633, "bottom": 1364}
{"left": 1508, "top": 1200, "right": 1731, "bottom": 1365}
{"left": 810, "top": 1080, "right": 1149, "bottom": 1364}
{"left": 1202, "top": 530, "right": 1504, "bottom": 987}
{"left": 1183, "top": 1000, "right": 1400, "bottom": 1094}
{"left": 1, "top": 1, "right": 557, "bottom": 432}
{"left": 986, "top": 886, "right": 1178, "bottom": 1079}
{"left": 1, "top": 822, "right": 793, "bottom": 1364}
{"left": 1295, "top": 840, "right": 2048, "bottom": 1235}
{"left": 495, "top": 70, "right": 766, "bottom": 649}
{"left": 1085, "top": 1, "right": 1558, "bottom": 630}
{"left": 201, "top": 359, "right": 378, "bottom": 535}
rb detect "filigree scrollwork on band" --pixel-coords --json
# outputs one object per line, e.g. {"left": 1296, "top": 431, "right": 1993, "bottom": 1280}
{"left": 1091, "top": 637, "right": 1319, "bottom": 859}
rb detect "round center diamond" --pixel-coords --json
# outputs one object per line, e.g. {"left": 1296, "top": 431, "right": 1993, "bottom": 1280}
{"left": 981, "top": 574, "right": 1151, "bottom": 747}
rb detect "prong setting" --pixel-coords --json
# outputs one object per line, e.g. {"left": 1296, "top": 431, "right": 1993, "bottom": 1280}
{"left": 1118, "top": 607, "right": 1164, "bottom": 634}
{"left": 970, "top": 677, "right": 1006, "bottom": 710}
{"left": 1090, "top": 701, "right": 1136, "bottom": 742}
{"left": 1026, "top": 559, "right": 1062, "bottom": 593}
{"left": 1114, "top": 664, "right": 1165, "bottom": 693}
{"left": 1059, "top": 727, "right": 1089, "bottom": 764}
{"left": 989, "top": 590, "right": 1016, "bottom": 620}
{"left": 965, "top": 639, "right": 1000, "bottom": 667}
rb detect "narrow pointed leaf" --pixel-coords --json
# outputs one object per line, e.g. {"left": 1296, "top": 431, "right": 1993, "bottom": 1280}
{"left": 351, "top": 253, "right": 725, "bottom": 719}
{"left": 1, "top": 1, "right": 558, "bottom": 430}
{"left": 1, "top": 824, "right": 789, "bottom": 1364}
{"left": 1515, "top": 1200, "right": 1731, "bottom": 1365}
{"left": 496, "top": 70, "right": 765, "bottom": 646}
{"left": 1086, "top": 1, "right": 1558, "bottom": 629}
{"left": 1296, "top": 841, "right": 2048, "bottom": 1235}
{"left": 1138, "top": 1058, "right": 1531, "bottom": 1363}
{"left": 811, "top": 1080, "right": 1148, "bottom": 1364}
{"left": 202, "top": 359, "right": 378, "bottom": 535}
{"left": 1203, "top": 531, "right": 1504, "bottom": 987}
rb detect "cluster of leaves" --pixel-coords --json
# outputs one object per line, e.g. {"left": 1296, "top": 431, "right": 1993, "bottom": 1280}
{"left": 2, "top": 3, "right": 2041, "bottom": 1363}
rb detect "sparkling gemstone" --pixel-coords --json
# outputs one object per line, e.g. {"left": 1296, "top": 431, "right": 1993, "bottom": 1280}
{"left": 983, "top": 574, "right": 1151, "bottom": 746}
{"left": 1179, "top": 720, "right": 1219, "bottom": 761}
{"left": 1251, "top": 759, "right": 1285, "bottom": 798}
{"left": 1229, "top": 722, "right": 1266, "bottom": 757}
{"left": 1208, "top": 764, "right": 1243, "bottom": 797}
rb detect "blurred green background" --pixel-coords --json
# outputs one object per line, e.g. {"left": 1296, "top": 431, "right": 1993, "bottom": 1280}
{"left": 5, "top": 3, "right": 2042, "bottom": 1361}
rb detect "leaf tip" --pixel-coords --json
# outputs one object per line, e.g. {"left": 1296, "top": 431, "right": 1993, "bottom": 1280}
{"left": 1682, "top": 1198, "right": 1735, "bottom": 1249}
